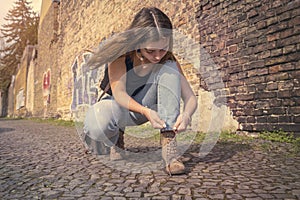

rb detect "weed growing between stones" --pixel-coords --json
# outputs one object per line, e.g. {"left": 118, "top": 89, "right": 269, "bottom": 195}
{"left": 259, "top": 129, "right": 300, "bottom": 155}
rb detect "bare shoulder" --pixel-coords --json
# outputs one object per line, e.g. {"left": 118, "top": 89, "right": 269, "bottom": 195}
{"left": 176, "top": 60, "right": 181, "bottom": 68}
{"left": 109, "top": 56, "right": 126, "bottom": 68}
{"left": 108, "top": 56, "right": 127, "bottom": 81}
{"left": 173, "top": 59, "right": 185, "bottom": 76}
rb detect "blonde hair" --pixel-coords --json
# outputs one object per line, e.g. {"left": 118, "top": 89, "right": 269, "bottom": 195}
{"left": 87, "top": 7, "right": 175, "bottom": 69}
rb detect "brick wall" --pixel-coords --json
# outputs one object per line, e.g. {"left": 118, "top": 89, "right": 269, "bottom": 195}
{"left": 197, "top": 0, "right": 300, "bottom": 134}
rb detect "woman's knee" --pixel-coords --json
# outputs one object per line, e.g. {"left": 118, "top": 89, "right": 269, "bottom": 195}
{"left": 84, "top": 101, "right": 119, "bottom": 141}
{"left": 160, "top": 61, "right": 180, "bottom": 76}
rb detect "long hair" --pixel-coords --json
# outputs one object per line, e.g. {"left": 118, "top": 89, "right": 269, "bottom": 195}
{"left": 87, "top": 7, "right": 175, "bottom": 69}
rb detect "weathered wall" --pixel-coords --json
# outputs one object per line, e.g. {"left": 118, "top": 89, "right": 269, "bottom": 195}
{"left": 26, "top": 48, "right": 38, "bottom": 115}
{"left": 0, "top": 90, "right": 8, "bottom": 117}
{"left": 14, "top": 46, "right": 35, "bottom": 117}
{"left": 35, "top": 1, "right": 60, "bottom": 118}
{"left": 0, "top": 91, "right": 3, "bottom": 116}
{"left": 12, "top": 0, "right": 299, "bottom": 134}
{"left": 7, "top": 76, "right": 15, "bottom": 117}
{"left": 36, "top": 0, "right": 201, "bottom": 120}
{"left": 197, "top": 0, "right": 300, "bottom": 134}
{"left": 39, "top": 0, "right": 52, "bottom": 28}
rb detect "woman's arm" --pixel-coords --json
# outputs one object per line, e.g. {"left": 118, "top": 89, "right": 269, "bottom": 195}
{"left": 108, "top": 57, "right": 166, "bottom": 129}
{"left": 173, "top": 61, "right": 198, "bottom": 131}
{"left": 109, "top": 56, "right": 142, "bottom": 113}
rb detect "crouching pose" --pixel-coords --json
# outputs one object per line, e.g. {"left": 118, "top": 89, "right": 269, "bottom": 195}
{"left": 84, "top": 7, "right": 197, "bottom": 175}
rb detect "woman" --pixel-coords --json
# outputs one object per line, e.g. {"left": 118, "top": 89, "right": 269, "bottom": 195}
{"left": 84, "top": 7, "right": 197, "bottom": 175}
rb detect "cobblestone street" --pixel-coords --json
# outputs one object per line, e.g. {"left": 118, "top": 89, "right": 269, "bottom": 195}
{"left": 0, "top": 119, "right": 299, "bottom": 199}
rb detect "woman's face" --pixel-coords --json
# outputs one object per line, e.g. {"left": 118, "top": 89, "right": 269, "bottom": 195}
{"left": 139, "top": 37, "right": 170, "bottom": 63}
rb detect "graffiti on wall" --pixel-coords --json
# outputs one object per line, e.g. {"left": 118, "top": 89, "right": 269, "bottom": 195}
{"left": 70, "top": 52, "right": 103, "bottom": 113}
{"left": 43, "top": 69, "right": 51, "bottom": 106}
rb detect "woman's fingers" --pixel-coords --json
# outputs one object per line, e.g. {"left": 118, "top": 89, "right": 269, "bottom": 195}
{"left": 173, "top": 116, "right": 181, "bottom": 131}
{"left": 176, "top": 123, "right": 186, "bottom": 132}
{"left": 146, "top": 108, "right": 193, "bottom": 130}
{"left": 148, "top": 109, "right": 166, "bottom": 129}
{"left": 173, "top": 114, "right": 189, "bottom": 132}
{"left": 152, "top": 122, "right": 164, "bottom": 129}
{"left": 152, "top": 112, "right": 166, "bottom": 129}
{"left": 151, "top": 119, "right": 165, "bottom": 129}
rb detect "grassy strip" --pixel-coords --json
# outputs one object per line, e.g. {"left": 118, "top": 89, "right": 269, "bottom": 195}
{"left": 126, "top": 123, "right": 253, "bottom": 144}
{"left": 4, "top": 117, "right": 299, "bottom": 153}
{"left": 26, "top": 117, "right": 75, "bottom": 127}
{"left": 259, "top": 129, "right": 300, "bottom": 154}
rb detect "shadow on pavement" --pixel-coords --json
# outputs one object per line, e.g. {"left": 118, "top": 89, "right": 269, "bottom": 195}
{"left": 184, "top": 141, "right": 252, "bottom": 173}
{"left": 0, "top": 127, "right": 15, "bottom": 134}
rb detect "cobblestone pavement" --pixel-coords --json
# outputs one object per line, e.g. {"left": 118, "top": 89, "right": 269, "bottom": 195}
{"left": 0, "top": 119, "right": 300, "bottom": 200}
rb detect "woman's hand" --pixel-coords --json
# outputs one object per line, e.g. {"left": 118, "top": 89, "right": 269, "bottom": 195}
{"left": 141, "top": 107, "right": 166, "bottom": 129}
{"left": 173, "top": 112, "right": 191, "bottom": 132}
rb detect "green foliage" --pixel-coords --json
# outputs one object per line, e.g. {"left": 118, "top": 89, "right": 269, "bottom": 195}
{"left": 126, "top": 123, "right": 160, "bottom": 141}
{"left": 259, "top": 129, "right": 295, "bottom": 143}
{"left": 220, "top": 131, "right": 252, "bottom": 142}
{"left": 125, "top": 126, "right": 254, "bottom": 145}
{"left": 293, "top": 138, "right": 300, "bottom": 154}
{"left": 192, "top": 130, "right": 253, "bottom": 144}
{"left": 259, "top": 129, "right": 300, "bottom": 154}
{"left": 0, "top": 0, "right": 39, "bottom": 91}
{"left": 27, "top": 118, "right": 75, "bottom": 127}
{"left": 193, "top": 132, "right": 206, "bottom": 143}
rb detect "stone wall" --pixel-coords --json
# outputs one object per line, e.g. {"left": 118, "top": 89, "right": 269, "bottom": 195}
{"left": 14, "top": 46, "right": 35, "bottom": 117}
{"left": 26, "top": 48, "right": 38, "bottom": 115}
{"left": 11, "top": 0, "right": 300, "bottom": 135}
{"left": 35, "top": 1, "right": 60, "bottom": 118}
{"left": 197, "top": 0, "right": 300, "bottom": 134}
{"left": 6, "top": 76, "right": 15, "bottom": 117}
{"left": 0, "top": 90, "right": 8, "bottom": 117}
{"left": 36, "top": 0, "right": 201, "bottom": 120}
{"left": 0, "top": 91, "right": 3, "bottom": 116}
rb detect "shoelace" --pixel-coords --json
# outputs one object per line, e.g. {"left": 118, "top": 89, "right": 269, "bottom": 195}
{"left": 165, "top": 137, "right": 177, "bottom": 176}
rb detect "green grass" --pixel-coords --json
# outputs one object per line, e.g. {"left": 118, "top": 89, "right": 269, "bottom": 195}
{"left": 293, "top": 139, "right": 300, "bottom": 154}
{"left": 2, "top": 116, "right": 75, "bottom": 127}
{"left": 26, "top": 117, "right": 75, "bottom": 127}
{"left": 125, "top": 126, "right": 300, "bottom": 155}
{"left": 5, "top": 116, "right": 299, "bottom": 154}
{"left": 259, "top": 129, "right": 295, "bottom": 143}
{"left": 125, "top": 123, "right": 158, "bottom": 138}
{"left": 219, "top": 131, "right": 253, "bottom": 142}
{"left": 258, "top": 129, "right": 300, "bottom": 154}
{"left": 125, "top": 125, "right": 253, "bottom": 145}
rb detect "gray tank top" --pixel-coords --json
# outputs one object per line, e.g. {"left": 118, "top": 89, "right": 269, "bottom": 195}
{"left": 125, "top": 55, "right": 151, "bottom": 96}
